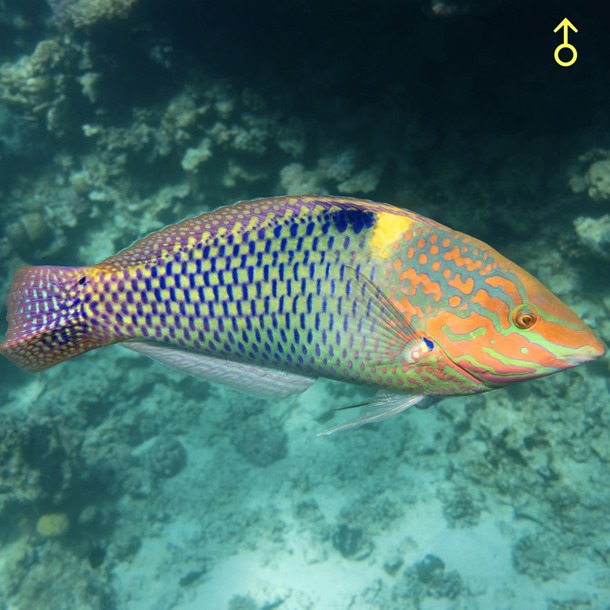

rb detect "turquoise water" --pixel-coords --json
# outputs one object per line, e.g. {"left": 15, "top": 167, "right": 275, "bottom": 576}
{"left": 1, "top": 1, "right": 609, "bottom": 609}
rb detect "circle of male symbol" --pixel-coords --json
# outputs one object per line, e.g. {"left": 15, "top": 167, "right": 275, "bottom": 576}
{"left": 554, "top": 43, "right": 577, "bottom": 67}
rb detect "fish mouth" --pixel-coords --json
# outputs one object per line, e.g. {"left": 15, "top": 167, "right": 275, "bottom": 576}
{"left": 447, "top": 335, "right": 607, "bottom": 388}
{"left": 562, "top": 337, "right": 607, "bottom": 366}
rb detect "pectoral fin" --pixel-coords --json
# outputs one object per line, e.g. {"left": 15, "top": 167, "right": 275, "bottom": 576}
{"left": 342, "top": 265, "right": 435, "bottom": 365}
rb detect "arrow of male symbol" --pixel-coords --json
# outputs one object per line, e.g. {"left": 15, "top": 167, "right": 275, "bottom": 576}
{"left": 553, "top": 18, "right": 578, "bottom": 67}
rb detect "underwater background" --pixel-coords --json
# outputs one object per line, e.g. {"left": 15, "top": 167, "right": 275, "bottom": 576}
{"left": 1, "top": 0, "right": 609, "bottom": 608}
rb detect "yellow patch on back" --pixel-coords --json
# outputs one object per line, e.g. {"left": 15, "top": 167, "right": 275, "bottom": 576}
{"left": 370, "top": 212, "right": 414, "bottom": 259}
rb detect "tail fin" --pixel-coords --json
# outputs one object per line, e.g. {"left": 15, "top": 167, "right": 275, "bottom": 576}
{"left": 1, "top": 266, "right": 107, "bottom": 372}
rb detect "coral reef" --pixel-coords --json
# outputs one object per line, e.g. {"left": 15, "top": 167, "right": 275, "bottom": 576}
{"left": 569, "top": 149, "right": 610, "bottom": 200}
{"left": 2, "top": 541, "right": 115, "bottom": 610}
{"left": 574, "top": 214, "right": 610, "bottom": 260}
{"left": 47, "top": 0, "right": 139, "bottom": 29}
{"left": 0, "top": 37, "right": 86, "bottom": 137}
{"left": 568, "top": 150, "right": 610, "bottom": 259}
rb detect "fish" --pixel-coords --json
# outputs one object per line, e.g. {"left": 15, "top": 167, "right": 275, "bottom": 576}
{"left": 0, "top": 196, "right": 606, "bottom": 434}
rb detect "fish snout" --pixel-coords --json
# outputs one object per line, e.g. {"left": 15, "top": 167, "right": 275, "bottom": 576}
{"left": 563, "top": 335, "right": 607, "bottom": 366}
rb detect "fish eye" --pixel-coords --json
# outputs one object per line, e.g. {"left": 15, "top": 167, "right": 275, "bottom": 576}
{"left": 513, "top": 306, "right": 538, "bottom": 329}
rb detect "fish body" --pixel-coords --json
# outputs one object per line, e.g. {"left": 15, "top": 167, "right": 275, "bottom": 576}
{"left": 1, "top": 196, "right": 605, "bottom": 432}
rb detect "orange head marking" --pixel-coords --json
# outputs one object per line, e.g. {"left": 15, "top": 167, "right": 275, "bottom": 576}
{"left": 424, "top": 235, "right": 606, "bottom": 387}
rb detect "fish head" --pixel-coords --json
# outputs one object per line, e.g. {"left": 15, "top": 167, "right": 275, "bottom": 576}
{"left": 426, "top": 249, "right": 606, "bottom": 387}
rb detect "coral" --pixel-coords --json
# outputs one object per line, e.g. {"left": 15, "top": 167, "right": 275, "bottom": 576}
{"left": 80, "top": 431, "right": 135, "bottom": 496}
{"left": 392, "top": 554, "right": 464, "bottom": 604}
{"left": 337, "top": 164, "right": 382, "bottom": 194}
{"left": 0, "top": 415, "right": 81, "bottom": 514}
{"left": 426, "top": 0, "right": 506, "bottom": 16}
{"left": 1, "top": 156, "right": 92, "bottom": 261}
{"left": 279, "top": 162, "right": 327, "bottom": 195}
{"left": 279, "top": 153, "right": 384, "bottom": 196}
{"left": 5, "top": 212, "right": 52, "bottom": 254}
{"left": 276, "top": 118, "right": 307, "bottom": 157}
{"left": 574, "top": 214, "right": 610, "bottom": 260}
{"left": 0, "top": 38, "right": 72, "bottom": 134}
{"left": 585, "top": 159, "right": 610, "bottom": 201}
{"left": 181, "top": 137, "right": 213, "bottom": 172}
{"left": 512, "top": 531, "right": 571, "bottom": 580}
{"left": 35, "top": 513, "right": 70, "bottom": 538}
{"left": 156, "top": 92, "right": 204, "bottom": 156}
{"left": 415, "top": 554, "right": 445, "bottom": 583}
{"left": 77, "top": 71, "right": 101, "bottom": 103}
{"left": 0, "top": 103, "right": 42, "bottom": 159}
{"left": 437, "top": 484, "right": 482, "bottom": 528}
{"left": 10, "top": 544, "right": 114, "bottom": 610}
{"left": 230, "top": 413, "right": 288, "bottom": 467}
{"left": 568, "top": 149, "right": 610, "bottom": 202}
{"left": 228, "top": 595, "right": 258, "bottom": 610}
{"left": 141, "top": 436, "right": 187, "bottom": 479}
{"left": 47, "top": 0, "right": 139, "bottom": 29}
{"left": 73, "top": 79, "right": 299, "bottom": 218}
{"left": 331, "top": 523, "right": 373, "bottom": 560}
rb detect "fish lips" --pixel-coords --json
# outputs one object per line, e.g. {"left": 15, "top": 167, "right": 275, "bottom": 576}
{"left": 447, "top": 334, "right": 607, "bottom": 387}
{"left": 562, "top": 337, "right": 607, "bottom": 366}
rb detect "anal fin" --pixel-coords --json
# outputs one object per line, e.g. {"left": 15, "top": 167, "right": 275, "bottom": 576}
{"left": 122, "top": 342, "right": 317, "bottom": 398}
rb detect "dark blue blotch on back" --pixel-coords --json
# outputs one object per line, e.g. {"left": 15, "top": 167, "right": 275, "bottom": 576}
{"left": 329, "top": 208, "right": 375, "bottom": 234}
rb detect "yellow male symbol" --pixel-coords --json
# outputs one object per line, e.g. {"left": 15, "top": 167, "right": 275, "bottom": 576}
{"left": 553, "top": 18, "right": 578, "bottom": 67}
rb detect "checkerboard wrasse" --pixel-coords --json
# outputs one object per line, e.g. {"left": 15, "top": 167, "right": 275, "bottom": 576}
{"left": 1, "top": 196, "right": 605, "bottom": 434}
